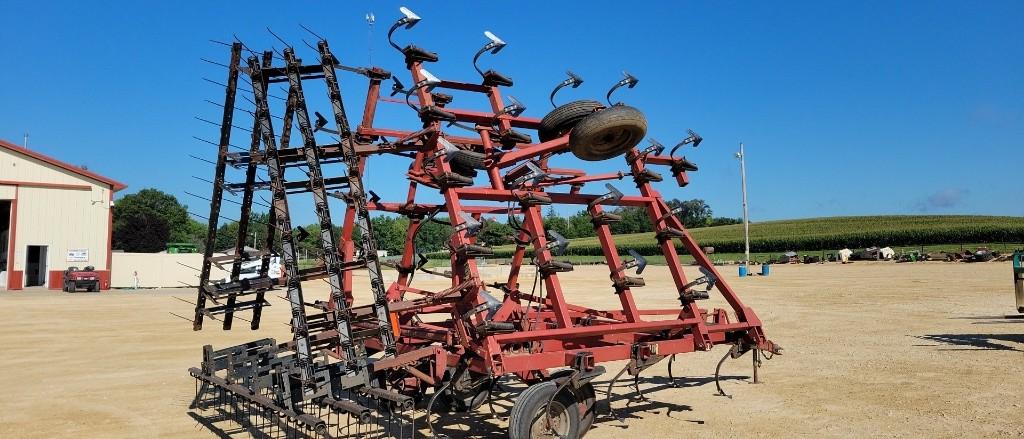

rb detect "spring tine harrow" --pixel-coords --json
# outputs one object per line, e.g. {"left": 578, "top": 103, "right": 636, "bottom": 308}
{"left": 187, "top": 8, "right": 781, "bottom": 438}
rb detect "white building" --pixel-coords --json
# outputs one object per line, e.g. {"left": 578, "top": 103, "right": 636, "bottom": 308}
{"left": 0, "top": 139, "right": 126, "bottom": 290}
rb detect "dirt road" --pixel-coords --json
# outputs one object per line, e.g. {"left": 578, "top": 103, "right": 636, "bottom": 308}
{"left": 0, "top": 262, "right": 1021, "bottom": 438}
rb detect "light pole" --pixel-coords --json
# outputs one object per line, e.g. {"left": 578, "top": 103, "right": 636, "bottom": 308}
{"left": 736, "top": 142, "right": 750, "bottom": 264}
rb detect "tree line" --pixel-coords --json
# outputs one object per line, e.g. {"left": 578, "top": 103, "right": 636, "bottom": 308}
{"left": 112, "top": 188, "right": 740, "bottom": 255}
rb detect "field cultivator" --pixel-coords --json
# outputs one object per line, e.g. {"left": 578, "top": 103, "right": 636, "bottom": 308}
{"left": 188, "top": 7, "right": 781, "bottom": 438}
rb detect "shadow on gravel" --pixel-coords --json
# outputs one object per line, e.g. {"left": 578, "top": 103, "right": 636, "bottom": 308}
{"left": 913, "top": 333, "right": 1024, "bottom": 352}
{"left": 185, "top": 373, "right": 746, "bottom": 438}
{"left": 950, "top": 315, "right": 1024, "bottom": 322}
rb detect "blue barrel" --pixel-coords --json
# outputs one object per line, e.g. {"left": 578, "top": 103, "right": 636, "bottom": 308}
{"left": 761, "top": 264, "right": 770, "bottom": 276}
{"left": 738, "top": 265, "right": 748, "bottom": 277}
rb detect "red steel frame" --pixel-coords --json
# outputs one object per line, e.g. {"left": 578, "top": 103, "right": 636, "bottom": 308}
{"left": 329, "top": 56, "right": 778, "bottom": 381}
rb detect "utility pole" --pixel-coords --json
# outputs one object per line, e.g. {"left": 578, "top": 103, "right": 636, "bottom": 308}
{"left": 736, "top": 142, "right": 750, "bottom": 264}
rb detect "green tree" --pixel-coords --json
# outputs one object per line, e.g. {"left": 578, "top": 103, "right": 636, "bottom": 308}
{"left": 478, "top": 218, "right": 514, "bottom": 246}
{"left": 114, "top": 212, "right": 170, "bottom": 252}
{"left": 184, "top": 218, "right": 208, "bottom": 250}
{"left": 213, "top": 212, "right": 275, "bottom": 253}
{"left": 295, "top": 223, "right": 322, "bottom": 260}
{"left": 369, "top": 215, "right": 410, "bottom": 255}
{"left": 609, "top": 207, "right": 652, "bottom": 235}
{"left": 113, "top": 189, "right": 192, "bottom": 252}
{"left": 543, "top": 207, "right": 570, "bottom": 238}
{"left": 415, "top": 219, "right": 453, "bottom": 253}
{"left": 566, "top": 211, "right": 595, "bottom": 239}
{"left": 709, "top": 217, "right": 742, "bottom": 227}
{"left": 666, "top": 199, "right": 713, "bottom": 229}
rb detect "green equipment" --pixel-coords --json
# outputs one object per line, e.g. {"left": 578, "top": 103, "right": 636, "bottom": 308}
{"left": 167, "top": 243, "right": 198, "bottom": 254}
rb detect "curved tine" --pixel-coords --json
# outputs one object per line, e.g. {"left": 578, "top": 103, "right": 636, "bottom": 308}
{"left": 633, "top": 373, "right": 648, "bottom": 401}
{"left": 427, "top": 362, "right": 468, "bottom": 439}
{"left": 667, "top": 354, "right": 681, "bottom": 387}
{"left": 714, "top": 345, "right": 738, "bottom": 399}
{"left": 604, "top": 364, "right": 630, "bottom": 423}
{"left": 299, "top": 23, "right": 326, "bottom": 41}
{"left": 485, "top": 376, "right": 504, "bottom": 421}
{"left": 426, "top": 378, "right": 454, "bottom": 438}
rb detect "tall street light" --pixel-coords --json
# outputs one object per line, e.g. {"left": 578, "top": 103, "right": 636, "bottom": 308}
{"left": 735, "top": 142, "right": 750, "bottom": 264}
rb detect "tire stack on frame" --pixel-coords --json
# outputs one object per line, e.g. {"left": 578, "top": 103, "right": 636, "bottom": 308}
{"left": 187, "top": 7, "right": 781, "bottom": 439}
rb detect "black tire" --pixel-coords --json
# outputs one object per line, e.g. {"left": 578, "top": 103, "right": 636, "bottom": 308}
{"left": 509, "top": 381, "right": 580, "bottom": 439}
{"left": 448, "top": 149, "right": 486, "bottom": 170}
{"left": 549, "top": 371, "right": 596, "bottom": 438}
{"left": 538, "top": 100, "right": 604, "bottom": 142}
{"left": 66, "top": 284, "right": 75, "bottom": 293}
{"left": 568, "top": 105, "right": 647, "bottom": 161}
{"left": 576, "top": 382, "right": 596, "bottom": 437}
{"left": 447, "top": 149, "right": 485, "bottom": 178}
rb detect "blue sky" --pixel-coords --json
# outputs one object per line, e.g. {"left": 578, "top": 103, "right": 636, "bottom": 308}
{"left": 1, "top": 1, "right": 1021, "bottom": 225}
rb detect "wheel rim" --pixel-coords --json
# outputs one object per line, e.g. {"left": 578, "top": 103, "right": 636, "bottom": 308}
{"left": 581, "top": 126, "right": 643, "bottom": 160}
{"left": 530, "top": 400, "right": 571, "bottom": 438}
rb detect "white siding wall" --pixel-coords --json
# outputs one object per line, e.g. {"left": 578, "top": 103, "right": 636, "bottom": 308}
{"left": 13, "top": 186, "right": 110, "bottom": 273}
{"left": 0, "top": 148, "right": 110, "bottom": 187}
{"left": 1, "top": 148, "right": 112, "bottom": 282}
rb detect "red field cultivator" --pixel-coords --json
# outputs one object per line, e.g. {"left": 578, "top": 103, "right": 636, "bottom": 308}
{"left": 188, "top": 7, "right": 781, "bottom": 438}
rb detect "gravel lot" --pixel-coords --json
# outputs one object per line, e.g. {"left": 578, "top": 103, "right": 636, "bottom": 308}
{"left": 1, "top": 262, "right": 1021, "bottom": 438}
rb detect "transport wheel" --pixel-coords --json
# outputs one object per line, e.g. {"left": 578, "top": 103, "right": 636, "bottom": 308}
{"left": 509, "top": 381, "right": 580, "bottom": 439}
{"left": 538, "top": 100, "right": 604, "bottom": 142}
{"left": 448, "top": 149, "right": 486, "bottom": 170}
{"left": 66, "top": 284, "right": 75, "bottom": 293}
{"left": 568, "top": 105, "right": 647, "bottom": 161}
{"left": 549, "top": 370, "right": 596, "bottom": 438}
{"left": 575, "top": 382, "right": 596, "bottom": 437}
{"left": 447, "top": 149, "right": 485, "bottom": 179}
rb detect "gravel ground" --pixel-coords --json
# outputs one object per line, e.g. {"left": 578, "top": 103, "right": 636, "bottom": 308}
{"left": 0, "top": 262, "right": 1021, "bottom": 438}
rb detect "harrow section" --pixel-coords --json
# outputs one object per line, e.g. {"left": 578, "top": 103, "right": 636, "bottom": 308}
{"left": 188, "top": 8, "right": 781, "bottom": 438}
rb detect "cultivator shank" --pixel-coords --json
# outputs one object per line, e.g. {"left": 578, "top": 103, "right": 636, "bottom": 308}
{"left": 188, "top": 8, "right": 780, "bottom": 438}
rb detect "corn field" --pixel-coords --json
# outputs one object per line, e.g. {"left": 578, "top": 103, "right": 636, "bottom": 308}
{"left": 483, "top": 215, "right": 1024, "bottom": 257}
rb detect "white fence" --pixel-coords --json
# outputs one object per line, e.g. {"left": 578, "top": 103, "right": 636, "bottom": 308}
{"left": 111, "top": 253, "right": 229, "bottom": 289}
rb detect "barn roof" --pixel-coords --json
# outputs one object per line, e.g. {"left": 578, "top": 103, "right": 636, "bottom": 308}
{"left": 0, "top": 138, "right": 127, "bottom": 191}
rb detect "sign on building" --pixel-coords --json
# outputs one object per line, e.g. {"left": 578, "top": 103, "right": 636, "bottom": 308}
{"left": 67, "top": 249, "right": 89, "bottom": 262}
